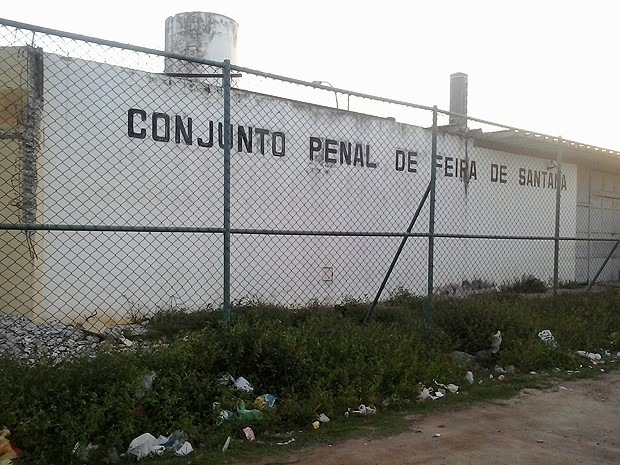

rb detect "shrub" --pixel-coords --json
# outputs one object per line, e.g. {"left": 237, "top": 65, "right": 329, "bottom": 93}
{"left": 2, "top": 289, "right": 619, "bottom": 463}
{"left": 504, "top": 275, "right": 548, "bottom": 293}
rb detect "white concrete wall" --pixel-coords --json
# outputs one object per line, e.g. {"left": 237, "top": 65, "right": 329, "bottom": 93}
{"left": 37, "top": 53, "right": 579, "bottom": 320}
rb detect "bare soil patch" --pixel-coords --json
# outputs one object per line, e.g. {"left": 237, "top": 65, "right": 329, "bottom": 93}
{"left": 253, "top": 372, "right": 620, "bottom": 465}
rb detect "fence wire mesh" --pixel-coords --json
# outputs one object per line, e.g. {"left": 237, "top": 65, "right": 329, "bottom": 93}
{"left": 1, "top": 19, "right": 620, "bottom": 360}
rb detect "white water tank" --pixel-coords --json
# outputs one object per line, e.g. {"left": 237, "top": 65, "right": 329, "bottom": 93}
{"left": 164, "top": 12, "right": 239, "bottom": 78}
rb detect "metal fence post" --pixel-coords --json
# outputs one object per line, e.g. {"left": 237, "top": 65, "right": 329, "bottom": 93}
{"left": 553, "top": 140, "right": 563, "bottom": 295}
{"left": 426, "top": 107, "right": 438, "bottom": 329}
{"left": 222, "top": 59, "right": 231, "bottom": 326}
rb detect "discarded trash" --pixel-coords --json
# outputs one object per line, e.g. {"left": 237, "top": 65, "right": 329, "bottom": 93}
{"left": 119, "top": 335, "right": 134, "bottom": 347}
{"left": 536, "top": 439, "right": 544, "bottom": 443}
{"left": 465, "top": 371, "right": 474, "bottom": 384}
{"left": 220, "top": 410, "right": 234, "bottom": 421}
{"left": 538, "top": 330, "right": 557, "bottom": 348}
{"left": 418, "top": 387, "right": 431, "bottom": 401}
{"left": 433, "top": 433, "right": 441, "bottom": 438}
{"left": 348, "top": 404, "right": 377, "bottom": 416}
{"left": 318, "top": 413, "right": 331, "bottom": 423}
{"left": 126, "top": 433, "right": 166, "bottom": 460}
{"left": 490, "top": 331, "right": 502, "bottom": 353}
{"left": 160, "top": 430, "right": 188, "bottom": 454}
{"left": 277, "top": 438, "right": 296, "bottom": 446}
{"left": 222, "top": 436, "right": 231, "bottom": 453}
{"left": 354, "top": 405, "right": 371, "bottom": 416}
{"left": 135, "top": 371, "right": 157, "bottom": 399}
{"left": 498, "top": 374, "right": 505, "bottom": 381}
{"left": 495, "top": 366, "right": 506, "bottom": 375}
{"left": 143, "top": 371, "right": 156, "bottom": 389}
{"left": 418, "top": 387, "right": 438, "bottom": 401}
{"left": 237, "top": 399, "right": 263, "bottom": 421}
{"left": 475, "top": 331, "right": 503, "bottom": 361}
{"left": 255, "top": 393, "right": 277, "bottom": 410}
{"left": 175, "top": 442, "right": 193, "bottom": 457}
{"left": 234, "top": 376, "right": 254, "bottom": 393}
{"left": 312, "top": 420, "right": 320, "bottom": 430}
{"left": 127, "top": 431, "right": 193, "bottom": 460}
{"left": 576, "top": 350, "right": 602, "bottom": 362}
{"left": 419, "top": 384, "right": 449, "bottom": 401}
{"left": 529, "top": 371, "right": 537, "bottom": 375}
{"left": 242, "top": 427, "right": 256, "bottom": 442}
{"left": 559, "top": 386, "right": 570, "bottom": 391}
{"left": 213, "top": 401, "right": 235, "bottom": 424}
{"left": 434, "top": 380, "right": 459, "bottom": 393}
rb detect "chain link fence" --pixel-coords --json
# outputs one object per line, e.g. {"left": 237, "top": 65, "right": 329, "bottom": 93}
{"left": 1, "top": 19, "right": 620, "bottom": 358}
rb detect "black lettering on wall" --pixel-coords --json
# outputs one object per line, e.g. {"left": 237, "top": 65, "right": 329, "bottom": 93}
{"left": 353, "top": 144, "right": 364, "bottom": 166}
{"left": 407, "top": 151, "right": 417, "bottom": 173}
{"left": 310, "top": 137, "right": 322, "bottom": 161}
{"left": 365, "top": 145, "right": 376, "bottom": 168}
{"left": 395, "top": 149, "right": 405, "bottom": 171}
{"left": 174, "top": 115, "right": 192, "bottom": 145}
{"left": 460, "top": 159, "right": 468, "bottom": 178}
{"left": 217, "top": 122, "right": 233, "bottom": 149}
{"left": 469, "top": 160, "right": 477, "bottom": 180}
{"left": 272, "top": 132, "right": 285, "bottom": 157}
{"left": 238, "top": 126, "right": 253, "bottom": 153}
{"left": 340, "top": 141, "right": 352, "bottom": 165}
{"left": 500, "top": 165, "right": 507, "bottom": 183}
{"left": 152, "top": 112, "right": 170, "bottom": 142}
{"left": 491, "top": 164, "right": 508, "bottom": 183}
{"left": 325, "top": 139, "right": 337, "bottom": 164}
{"left": 197, "top": 121, "right": 214, "bottom": 147}
{"left": 526, "top": 170, "right": 533, "bottom": 186}
{"left": 127, "top": 108, "right": 146, "bottom": 139}
{"left": 518, "top": 168, "right": 526, "bottom": 185}
{"left": 255, "top": 128, "right": 269, "bottom": 154}
{"left": 444, "top": 157, "right": 453, "bottom": 177}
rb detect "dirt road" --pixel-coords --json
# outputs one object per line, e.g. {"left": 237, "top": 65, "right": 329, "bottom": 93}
{"left": 257, "top": 372, "right": 620, "bottom": 465}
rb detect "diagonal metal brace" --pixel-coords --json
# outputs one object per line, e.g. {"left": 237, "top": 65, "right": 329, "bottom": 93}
{"left": 586, "top": 240, "right": 620, "bottom": 292}
{"left": 363, "top": 182, "right": 431, "bottom": 324}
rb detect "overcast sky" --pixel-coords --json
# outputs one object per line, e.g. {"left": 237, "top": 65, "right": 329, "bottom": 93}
{"left": 2, "top": 0, "right": 618, "bottom": 150}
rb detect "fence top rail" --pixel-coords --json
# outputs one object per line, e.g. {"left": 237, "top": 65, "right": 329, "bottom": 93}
{"left": 1, "top": 17, "right": 619, "bottom": 157}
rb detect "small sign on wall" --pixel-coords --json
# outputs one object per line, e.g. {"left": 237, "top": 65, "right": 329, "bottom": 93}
{"left": 321, "top": 267, "right": 333, "bottom": 282}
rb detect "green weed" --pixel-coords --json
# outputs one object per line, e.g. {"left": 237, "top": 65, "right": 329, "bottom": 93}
{"left": 1, "top": 290, "right": 619, "bottom": 464}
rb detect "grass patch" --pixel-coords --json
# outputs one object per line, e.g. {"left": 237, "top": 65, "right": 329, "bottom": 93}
{"left": 503, "top": 274, "right": 548, "bottom": 293}
{"left": 1, "top": 290, "right": 619, "bottom": 464}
